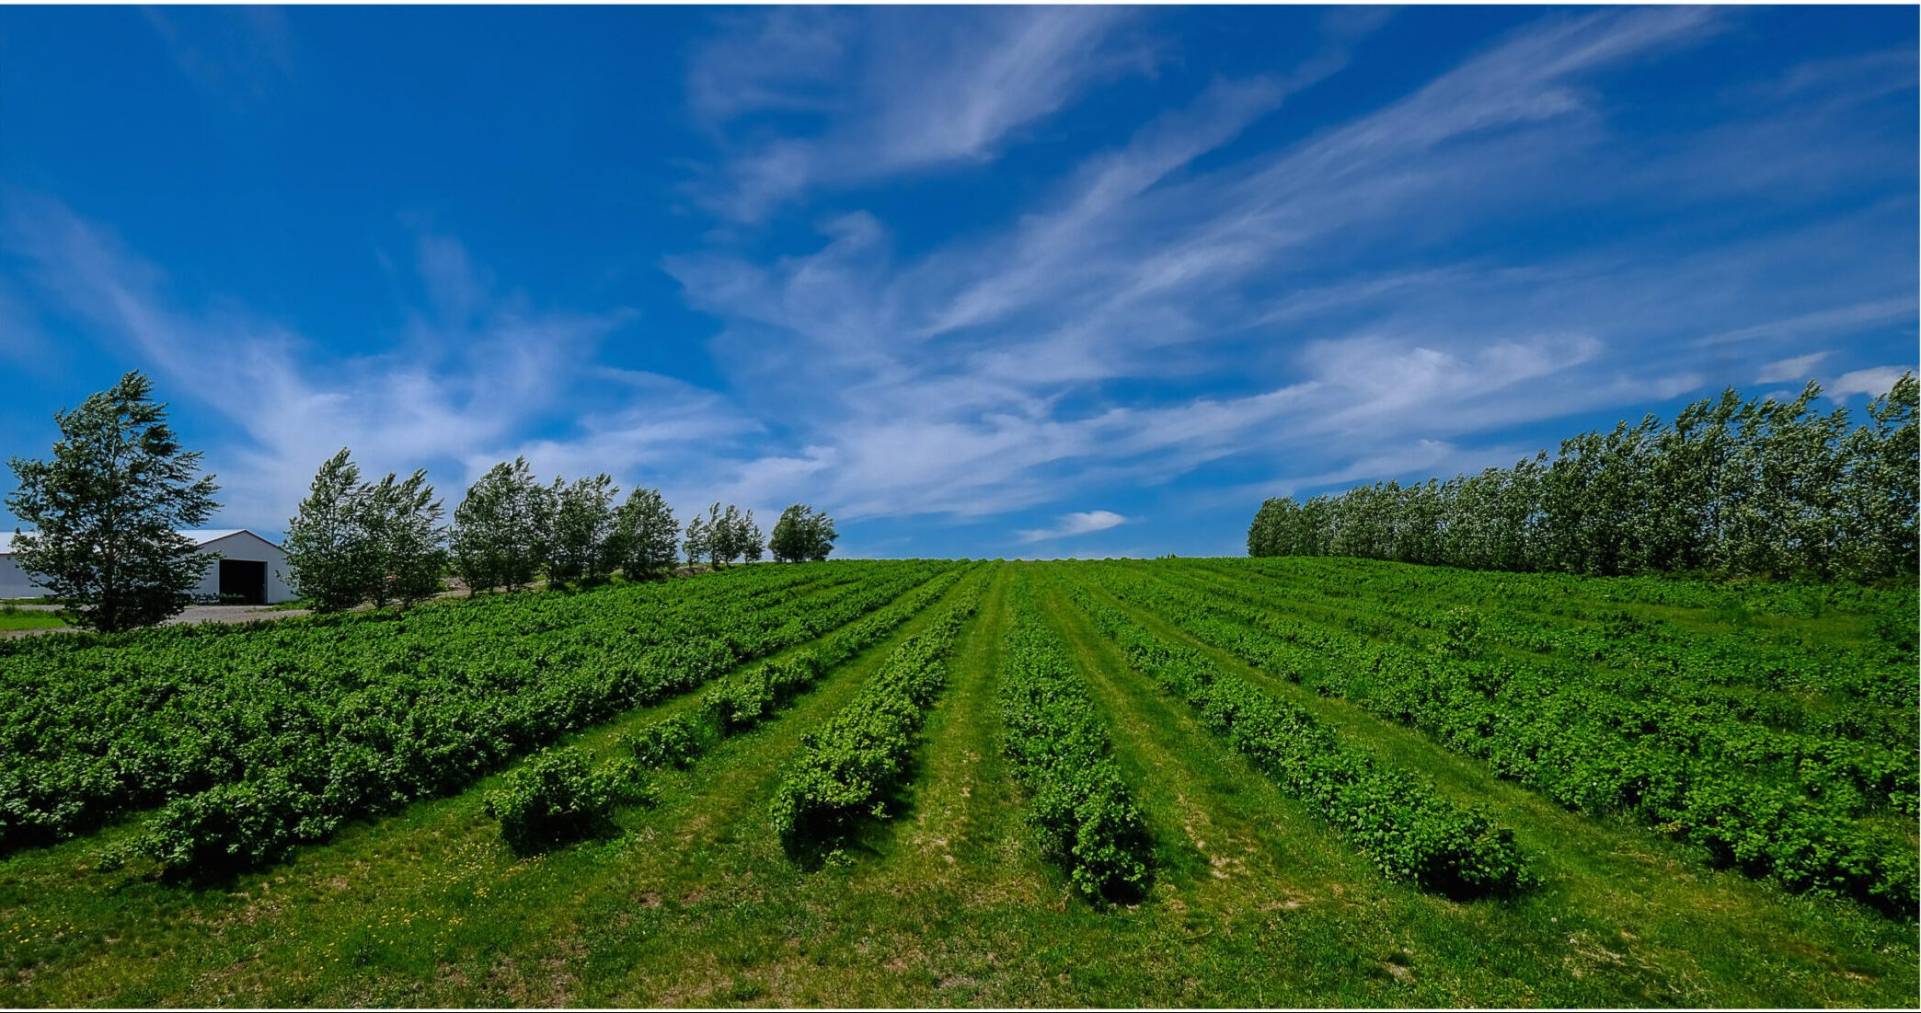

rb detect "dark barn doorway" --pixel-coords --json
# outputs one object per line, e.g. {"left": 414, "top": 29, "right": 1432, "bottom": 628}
{"left": 218, "top": 559, "right": 266, "bottom": 604}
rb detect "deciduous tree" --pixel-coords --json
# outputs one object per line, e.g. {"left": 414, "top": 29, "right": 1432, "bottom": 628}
{"left": 5, "top": 371, "right": 219, "bottom": 631}
{"left": 614, "top": 487, "right": 678, "bottom": 579}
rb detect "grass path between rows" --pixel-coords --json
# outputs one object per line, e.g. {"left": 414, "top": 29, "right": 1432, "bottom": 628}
{"left": 1062, "top": 566, "right": 1918, "bottom": 1006}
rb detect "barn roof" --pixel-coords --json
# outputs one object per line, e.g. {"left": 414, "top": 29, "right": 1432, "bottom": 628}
{"left": 0, "top": 529, "right": 280, "bottom": 554}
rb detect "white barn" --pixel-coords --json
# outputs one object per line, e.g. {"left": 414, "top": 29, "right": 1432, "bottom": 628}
{"left": 0, "top": 529, "right": 296, "bottom": 604}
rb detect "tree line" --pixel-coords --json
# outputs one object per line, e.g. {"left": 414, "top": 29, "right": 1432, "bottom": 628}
{"left": 4, "top": 370, "right": 839, "bottom": 630}
{"left": 1248, "top": 374, "right": 1918, "bottom": 581}
{"left": 288, "top": 453, "right": 839, "bottom": 608}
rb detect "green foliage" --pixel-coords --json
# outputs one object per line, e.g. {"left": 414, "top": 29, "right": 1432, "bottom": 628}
{"left": 286, "top": 450, "right": 446, "bottom": 611}
{"left": 283, "top": 449, "right": 377, "bottom": 611}
{"left": 690, "top": 502, "right": 762, "bottom": 568}
{"left": 996, "top": 586, "right": 1151, "bottom": 901}
{"left": 0, "top": 560, "right": 951, "bottom": 872}
{"left": 450, "top": 458, "right": 548, "bottom": 592}
{"left": 1248, "top": 373, "right": 1919, "bottom": 580}
{"left": 768, "top": 587, "right": 981, "bottom": 847}
{"left": 5, "top": 371, "right": 220, "bottom": 631}
{"left": 624, "top": 712, "right": 710, "bottom": 769}
{"left": 485, "top": 747, "right": 637, "bottom": 854}
{"left": 614, "top": 487, "right": 679, "bottom": 579}
{"left": 683, "top": 513, "right": 710, "bottom": 567}
{"left": 362, "top": 468, "right": 448, "bottom": 608}
{"left": 131, "top": 774, "right": 307, "bottom": 876}
{"left": 545, "top": 474, "right": 620, "bottom": 587}
{"left": 741, "top": 510, "right": 765, "bottom": 563}
{"left": 771, "top": 504, "right": 838, "bottom": 562}
{"left": 624, "top": 569, "right": 971, "bottom": 776}
{"left": 1073, "top": 586, "right": 1527, "bottom": 896}
{"left": 1096, "top": 557, "right": 1917, "bottom": 915}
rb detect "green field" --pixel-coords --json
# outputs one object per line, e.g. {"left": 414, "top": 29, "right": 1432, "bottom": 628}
{"left": 0, "top": 606, "right": 66, "bottom": 631}
{"left": 1, "top": 559, "right": 1914, "bottom": 1006}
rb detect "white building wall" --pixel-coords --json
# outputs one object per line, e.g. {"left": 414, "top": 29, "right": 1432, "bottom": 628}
{"left": 190, "top": 532, "right": 297, "bottom": 604}
{"left": 0, "top": 530, "right": 295, "bottom": 604}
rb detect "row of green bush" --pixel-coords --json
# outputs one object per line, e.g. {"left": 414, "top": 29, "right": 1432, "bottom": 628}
{"left": 1187, "top": 557, "right": 1917, "bottom": 753}
{"left": 996, "top": 585, "right": 1151, "bottom": 902}
{"left": 485, "top": 748, "right": 650, "bottom": 854}
{"left": 621, "top": 568, "right": 974, "bottom": 771}
{"left": 1095, "top": 563, "right": 1917, "bottom": 916}
{"left": 1069, "top": 584, "right": 1527, "bottom": 897}
{"left": 768, "top": 586, "right": 984, "bottom": 847}
{"left": 4, "top": 562, "right": 850, "bottom": 852}
{"left": 87, "top": 562, "right": 952, "bottom": 875}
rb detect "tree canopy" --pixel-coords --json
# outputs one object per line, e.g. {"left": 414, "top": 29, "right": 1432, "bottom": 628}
{"left": 5, "top": 371, "right": 220, "bottom": 631}
{"left": 285, "top": 450, "right": 447, "bottom": 611}
{"left": 769, "top": 504, "right": 838, "bottom": 562}
{"left": 1248, "top": 374, "right": 1918, "bottom": 580}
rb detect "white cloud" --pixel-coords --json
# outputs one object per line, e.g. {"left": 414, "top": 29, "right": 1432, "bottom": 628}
{"left": 1830, "top": 365, "right": 1911, "bottom": 400}
{"left": 8, "top": 7, "right": 1910, "bottom": 554}
{"left": 688, "top": 6, "right": 1151, "bottom": 219}
{"left": 1756, "top": 351, "right": 1830, "bottom": 384}
{"left": 667, "top": 6, "right": 1888, "bottom": 524}
{"left": 1017, "top": 510, "right": 1128, "bottom": 543}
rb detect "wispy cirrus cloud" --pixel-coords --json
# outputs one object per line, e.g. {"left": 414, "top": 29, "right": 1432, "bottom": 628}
{"left": 1018, "top": 509, "right": 1128, "bottom": 544}
{"left": 1830, "top": 366, "right": 1912, "bottom": 401}
{"left": 142, "top": 6, "right": 295, "bottom": 106}
{"left": 665, "top": 5, "right": 1839, "bottom": 521}
{"left": 1757, "top": 351, "right": 1831, "bottom": 384}
{"left": 687, "top": 5, "right": 1153, "bottom": 220}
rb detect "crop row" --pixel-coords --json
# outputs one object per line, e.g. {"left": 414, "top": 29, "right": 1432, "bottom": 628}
{"left": 768, "top": 580, "right": 986, "bottom": 847}
{"left": 1064, "top": 581, "right": 1527, "bottom": 896}
{"left": 487, "top": 568, "right": 983, "bottom": 854}
{"left": 1186, "top": 558, "right": 1917, "bottom": 722}
{"left": 0, "top": 562, "right": 848, "bottom": 851}
{"left": 1159, "top": 563, "right": 1918, "bottom": 778}
{"left": 1142, "top": 562, "right": 1917, "bottom": 821}
{"left": 130, "top": 563, "right": 951, "bottom": 874}
{"left": 623, "top": 566, "right": 976, "bottom": 771}
{"left": 1092, "top": 563, "right": 1918, "bottom": 916}
{"left": 996, "top": 583, "right": 1151, "bottom": 901}
{"left": 13, "top": 561, "right": 953, "bottom": 873}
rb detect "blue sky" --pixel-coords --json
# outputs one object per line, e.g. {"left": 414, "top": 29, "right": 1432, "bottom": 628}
{"left": 0, "top": 5, "right": 1914, "bottom": 558}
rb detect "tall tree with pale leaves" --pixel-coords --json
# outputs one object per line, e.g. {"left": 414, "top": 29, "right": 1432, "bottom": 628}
{"left": 363, "top": 469, "right": 446, "bottom": 607}
{"left": 615, "top": 487, "right": 678, "bottom": 579}
{"left": 451, "top": 458, "right": 548, "bottom": 593}
{"left": 545, "top": 474, "right": 619, "bottom": 586}
{"left": 684, "top": 512, "right": 710, "bottom": 567}
{"left": 283, "top": 448, "right": 379, "bottom": 611}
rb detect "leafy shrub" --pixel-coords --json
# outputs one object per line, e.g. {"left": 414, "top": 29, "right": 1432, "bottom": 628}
{"left": 997, "top": 592, "right": 1152, "bottom": 902}
{"left": 769, "top": 594, "right": 980, "bottom": 847}
{"left": 484, "top": 747, "right": 632, "bottom": 854}
{"left": 623, "top": 569, "right": 974, "bottom": 776}
{"left": 135, "top": 775, "right": 311, "bottom": 876}
{"left": 1, "top": 561, "right": 956, "bottom": 874}
{"left": 1090, "top": 559, "right": 1915, "bottom": 914}
{"left": 1074, "top": 586, "right": 1528, "bottom": 897}
{"left": 624, "top": 713, "right": 710, "bottom": 769}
